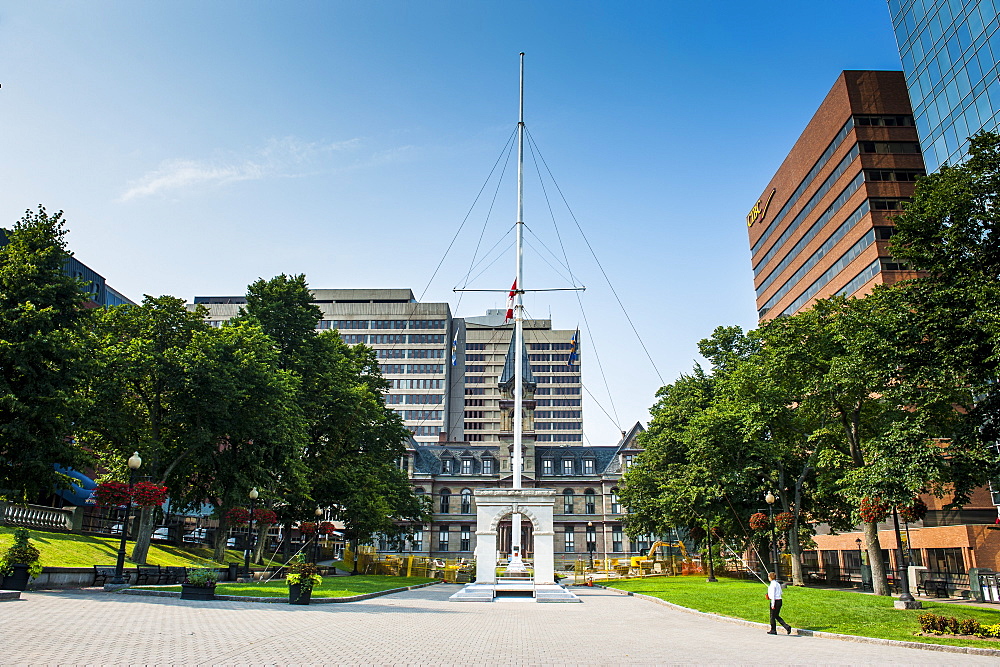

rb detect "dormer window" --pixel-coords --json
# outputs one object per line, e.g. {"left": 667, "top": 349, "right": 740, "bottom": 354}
{"left": 482, "top": 458, "right": 494, "bottom": 474}
{"left": 542, "top": 459, "right": 553, "bottom": 475}
{"left": 442, "top": 459, "right": 453, "bottom": 474}
{"left": 562, "top": 459, "right": 574, "bottom": 475}
{"left": 461, "top": 459, "right": 473, "bottom": 475}
{"left": 584, "top": 459, "right": 595, "bottom": 474}
{"left": 623, "top": 454, "right": 634, "bottom": 471}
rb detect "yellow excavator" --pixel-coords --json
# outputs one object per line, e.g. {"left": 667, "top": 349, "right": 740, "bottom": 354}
{"left": 630, "top": 540, "right": 690, "bottom": 572}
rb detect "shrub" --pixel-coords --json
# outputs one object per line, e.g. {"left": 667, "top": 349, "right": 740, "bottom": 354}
{"left": 0, "top": 527, "right": 43, "bottom": 578}
{"left": 959, "top": 618, "right": 982, "bottom": 636}
{"left": 980, "top": 623, "right": 1000, "bottom": 638}
{"left": 947, "top": 616, "right": 960, "bottom": 635}
{"left": 185, "top": 568, "right": 219, "bottom": 587}
{"left": 917, "top": 612, "right": 938, "bottom": 633}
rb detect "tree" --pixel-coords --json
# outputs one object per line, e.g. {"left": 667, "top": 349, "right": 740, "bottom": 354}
{"left": 890, "top": 131, "right": 1000, "bottom": 450}
{"left": 0, "top": 207, "right": 90, "bottom": 502}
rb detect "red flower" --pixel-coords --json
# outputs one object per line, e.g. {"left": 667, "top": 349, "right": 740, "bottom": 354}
{"left": 225, "top": 507, "right": 252, "bottom": 526}
{"left": 317, "top": 521, "right": 336, "bottom": 535}
{"left": 774, "top": 512, "right": 794, "bottom": 532}
{"left": 131, "top": 482, "right": 168, "bottom": 508}
{"left": 749, "top": 512, "right": 771, "bottom": 531}
{"left": 897, "top": 498, "right": 927, "bottom": 523}
{"left": 94, "top": 481, "right": 131, "bottom": 508}
{"left": 860, "top": 497, "right": 889, "bottom": 523}
{"left": 253, "top": 508, "right": 278, "bottom": 525}
{"left": 299, "top": 521, "right": 317, "bottom": 535}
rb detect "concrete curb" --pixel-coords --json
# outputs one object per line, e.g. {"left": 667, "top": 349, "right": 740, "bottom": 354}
{"left": 120, "top": 580, "right": 440, "bottom": 604}
{"left": 599, "top": 585, "right": 1000, "bottom": 658}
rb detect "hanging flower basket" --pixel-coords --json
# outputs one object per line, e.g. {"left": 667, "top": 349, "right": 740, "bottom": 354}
{"left": 774, "top": 511, "right": 794, "bottom": 532}
{"left": 299, "top": 521, "right": 317, "bottom": 535}
{"left": 225, "top": 507, "right": 252, "bottom": 526}
{"left": 131, "top": 482, "right": 168, "bottom": 508}
{"left": 94, "top": 481, "right": 131, "bottom": 508}
{"left": 253, "top": 508, "right": 278, "bottom": 525}
{"left": 860, "top": 497, "right": 889, "bottom": 523}
{"left": 317, "top": 521, "right": 336, "bottom": 536}
{"left": 897, "top": 497, "right": 928, "bottom": 523}
{"left": 749, "top": 512, "right": 771, "bottom": 531}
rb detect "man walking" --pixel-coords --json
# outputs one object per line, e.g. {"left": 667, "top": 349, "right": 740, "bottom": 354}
{"left": 766, "top": 571, "right": 792, "bottom": 635}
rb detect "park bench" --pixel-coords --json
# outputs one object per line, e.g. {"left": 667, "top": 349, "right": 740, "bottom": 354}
{"left": 918, "top": 579, "right": 949, "bottom": 598}
{"left": 161, "top": 566, "right": 188, "bottom": 584}
{"left": 92, "top": 566, "right": 121, "bottom": 586}
{"left": 134, "top": 566, "right": 161, "bottom": 585}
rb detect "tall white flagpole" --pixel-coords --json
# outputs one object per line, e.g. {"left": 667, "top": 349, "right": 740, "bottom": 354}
{"left": 512, "top": 52, "right": 525, "bottom": 553}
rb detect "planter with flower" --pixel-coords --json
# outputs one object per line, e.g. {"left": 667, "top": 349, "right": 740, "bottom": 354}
{"left": 180, "top": 568, "right": 219, "bottom": 600}
{"left": 0, "top": 527, "right": 43, "bottom": 591}
{"left": 286, "top": 555, "right": 322, "bottom": 605}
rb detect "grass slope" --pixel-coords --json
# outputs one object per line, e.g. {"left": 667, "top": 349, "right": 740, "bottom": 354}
{"left": 0, "top": 526, "right": 269, "bottom": 568}
{"left": 606, "top": 576, "right": 1000, "bottom": 649}
{"left": 143, "top": 575, "right": 436, "bottom": 597}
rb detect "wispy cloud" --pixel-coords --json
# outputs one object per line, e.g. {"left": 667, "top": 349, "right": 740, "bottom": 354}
{"left": 119, "top": 136, "right": 364, "bottom": 201}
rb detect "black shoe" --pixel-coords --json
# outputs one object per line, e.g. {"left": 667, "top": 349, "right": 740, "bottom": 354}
{"left": 785, "top": 625, "right": 793, "bottom": 635}
{"left": 766, "top": 631, "right": 777, "bottom": 635}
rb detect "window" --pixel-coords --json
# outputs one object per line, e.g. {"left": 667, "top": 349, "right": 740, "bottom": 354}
{"left": 465, "top": 433, "right": 484, "bottom": 442}
{"left": 377, "top": 349, "right": 406, "bottom": 359}
{"left": 464, "top": 410, "right": 484, "bottom": 419}
{"left": 341, "top": 334, "right": 367, "bottom": 344}
{"left": 461, "top": 489, "right": 472, "bottom": 514}
{"left": 407, "top": 364, "right": 443, "bottom": 374}
{"left": 585, "top": 490, "right": 596, "bottom": 514}
{"left": 874, "top": 226, "right": 896, "bottom": 239}
{"left": 408, "top": 334, "right": 445, "bottom": 344}
{"left": 465, "top": 366, "right": 485, "bottom": 373}
{"left": 461, "top": 459, "right": 473, "bottom": 475}
{"left": 438, "top": 525, "right": 449, "bottom": 551}
{"left": 412, "top": 529, "right": 423, "bottom": 552}
{"left": 372, "top": 334, "right": 405, "bottom": 344}
{"left": 371, "top": 320, "right": 407, "bottom": 329}
{"left": 465, "top": 387, "right": 485, "bottom": 395}
{"left": 410, "top": 320, "right": 446, "bottom": 329}
{"left": 612, "top": 528, "right": 623, "bottom": 552}
{"left": 610, "top": 489, "right": 621, "bottom": 514}
{"left": 384, "top": 394, "right": 404, "bottom": 404}
{"left": 411, "top": 425, "right": 442, "bottom": 436}
{"left": 586, "top": 525, "right": 597, "bottom": 553}
{"left": 482, "top": 458, "right": 494, "bottom": 474}
{"left": 466, "top": 343, "right": 486, "bottom": 350}
{"left": 564, "top": 526, "right": 575, "bottom": 552}
{"left": 465, "top": 422, "right": 484, "bottom": 430}
{"left": 409, "top": 349, "right": 444, "bottom": 359}
{"left": 864, "top": 169, "right": 924, "bottom": 181}
{"left": 407, "top": 394, "right": 442, "bottom": 404}
{"left": 854, "top": 114, "right": 914, "bottom": 126}
{"left": 442, "top": 459, "right": 453, "bottom": 474}
{"left": 402, "top": 410, "right": 442, "bottom": 420}
{"left": 562, "top": 459, "right": 574, "bottom": 475}
{"left": 623, "top": 454, "right": 634, "bottom": 470}
{"left": 460, "top": 526, "right": 471, "bottom": 551}
{"left": 529, "top": 343, "right": 551, "bottom": 350}
{"left": 859, "top": 141, "right": 922, "bottom": 154}
{"left": 327, "top": 320, "right": 368, "bottom": 329}
{"left": 392, "top": 378, "right": 444, "bottom": 389}
{"left": 466, "top": 354, "right": 486, "bottom": 361}
{"left": 563, "top": 489, "right": 575, "bottom": 514}
{"left": 584, "top": 459, "right": 595, "bottom": 474}
{"left": 542, "top": 459, "right": 553, "bottom": 475}
{"left": 379, "top": 364, "right": 405, "bottom": 375}
{"left": 465, "top": 398, "right": 485, "bottom": 406}
{"left": 439, "top": 489, "right": 451, "bottom": 513}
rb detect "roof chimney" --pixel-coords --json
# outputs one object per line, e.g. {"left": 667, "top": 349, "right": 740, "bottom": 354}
{"left": 438, "top": 431, "right": 448, "bottom": 443}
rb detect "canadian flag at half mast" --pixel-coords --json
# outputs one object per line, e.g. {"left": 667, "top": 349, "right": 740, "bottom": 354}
{"left": 505, "top": 279, "right": 517, "bottom": 322}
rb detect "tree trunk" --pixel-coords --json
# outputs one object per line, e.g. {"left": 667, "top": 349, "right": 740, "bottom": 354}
{"left": 130, "top": 506, "right": 156, "bottom": 565}
{"left": 213, "top": 516, "right": 229, "bottom": 563}
{"left": 282, "top": 522, "right": 293, "bottom": 562}
{"left": 253, "top": 523, "right": 269, "bottom": 564}
{"left": 787, "top": 527, "right": 804, "bottom": 586}
{"left": 863, "top": 520, "right": 890, "bottom": 596}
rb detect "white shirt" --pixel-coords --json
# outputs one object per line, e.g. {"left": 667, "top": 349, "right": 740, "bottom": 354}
{"left": 768, "top": 579, "right": 783, "bottom": 604}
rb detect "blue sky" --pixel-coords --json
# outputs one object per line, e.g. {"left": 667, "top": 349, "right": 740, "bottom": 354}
{"left": 0, "top": 1, "right": 904, "bottom": 444}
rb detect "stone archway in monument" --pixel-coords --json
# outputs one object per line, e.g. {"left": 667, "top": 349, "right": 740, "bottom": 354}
{"left": 473, "top": 488, "right": 556, "bottom": 585}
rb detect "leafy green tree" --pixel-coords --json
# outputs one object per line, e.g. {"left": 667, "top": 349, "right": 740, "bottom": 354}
{"left": 0, "top": 207, "right": 90, "bottom": 502}
{"left": 890, "top": 131, "right": 1000, "bottom": 450}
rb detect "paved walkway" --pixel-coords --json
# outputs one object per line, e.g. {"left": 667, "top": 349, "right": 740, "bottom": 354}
{"left": 2, "top": 584, "right": 996, "bottom": 665}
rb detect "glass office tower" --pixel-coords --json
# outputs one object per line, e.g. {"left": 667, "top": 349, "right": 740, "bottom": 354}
{"left": 889, "top": 0, "right": 1000, "bottom": 171}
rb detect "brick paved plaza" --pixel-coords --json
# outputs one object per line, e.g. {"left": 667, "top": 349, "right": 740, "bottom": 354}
{"left": 1, "top": 584, "right": 995, "bottom": 665}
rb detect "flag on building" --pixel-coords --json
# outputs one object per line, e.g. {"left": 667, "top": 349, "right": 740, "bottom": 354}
{"left": 505, "top": 279, "right": 517, "bottom": 322}
{"left": 451, "top": 330, "right": 459, "bottom": 366}
{"left": 567, "top": 328, "right": 580, "bottom": 366}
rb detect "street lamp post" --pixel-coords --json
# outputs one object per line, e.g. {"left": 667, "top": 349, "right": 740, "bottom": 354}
{"left": 111, "top": 452, "right": 142, "bottom": 585}
{"left": 587, "top": 521, "right": 595, "bottom": 570}
{"left": 892, "top": 507, "right": 918, "bottom": 606}
{"left": 244, "top": 487, "right": 258, "bottom": 577}
{"left": 856, "top": 537, "right": 865, "bottom": 591}
{"left": 314, "top": 507, "right": 323, "bottom": 564}
{"left": 765, "top": 491, "right": 778, "bottom": 577}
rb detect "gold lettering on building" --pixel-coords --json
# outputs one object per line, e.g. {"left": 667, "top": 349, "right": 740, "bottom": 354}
{"left": 747, "top": 188, "right": 776, "bottom": 228}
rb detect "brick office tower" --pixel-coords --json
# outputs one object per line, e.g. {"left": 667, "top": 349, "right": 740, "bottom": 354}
{"left": 748, "top": 71, "right": 924, "bottom": 322}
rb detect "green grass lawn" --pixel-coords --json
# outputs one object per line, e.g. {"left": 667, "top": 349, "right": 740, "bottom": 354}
{"left": 142, "top": 574, "right": 436, "bottom": 597}
{"left": 604, "top": 576, "right": 1000, "bottom": 649}
{"left": 0, "top": 526, "right": 271, "bottom": 568}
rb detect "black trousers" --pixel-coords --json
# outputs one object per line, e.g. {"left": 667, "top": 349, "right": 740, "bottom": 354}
{"left": 769, "top": 599, "right": 789, "bottom": 632}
